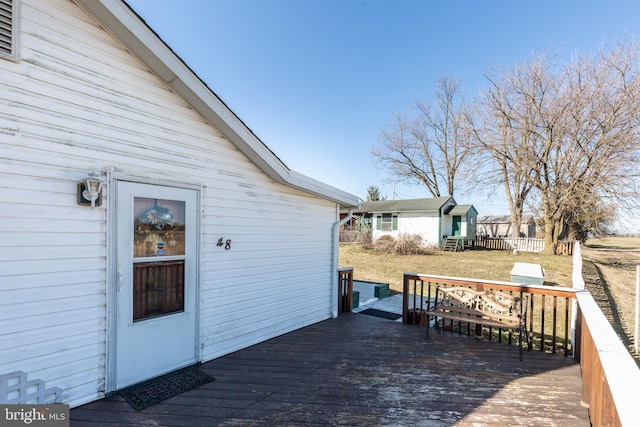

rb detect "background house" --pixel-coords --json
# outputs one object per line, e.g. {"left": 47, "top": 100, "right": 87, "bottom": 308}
{"left": 448, "top": 204, "right": 478, "bottom": 242}
{"left": 349, "top": 197, "right": 477, "bottom": 247}
{"left": 0, "top": 0, "right": 358, "bottom": 407}
{"left": 477, "top": 215, "right": 537, "bottom": 238}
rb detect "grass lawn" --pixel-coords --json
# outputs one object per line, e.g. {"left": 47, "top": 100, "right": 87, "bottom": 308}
{"left": 339, "top": 243, "right": 574, "bottom": 293}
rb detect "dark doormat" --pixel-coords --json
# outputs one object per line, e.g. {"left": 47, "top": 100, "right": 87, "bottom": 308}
{"left": 119, "top": 365, "right": 214, "bottom": 411}
{"left": 359, "top": 308, "right": 403, "bottom": 321}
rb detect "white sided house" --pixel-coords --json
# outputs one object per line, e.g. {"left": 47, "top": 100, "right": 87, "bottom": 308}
{"left": 477, "top": 215, "right": 537, "bottom": 238}
{"left": 355, "top": 197, "right": 478, "bottom": 247}
{"left": 0, "top": 0, "right": 359, "bottom": 408}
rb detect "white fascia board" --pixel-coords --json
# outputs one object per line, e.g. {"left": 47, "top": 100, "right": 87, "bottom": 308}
{"left": 74, "top": 0, "right": 358, "bottom": 208}
{"left": 369, "top": 209, "right": 439, "bottom": 214}
{"left": 286, "top": 170, "right": 359, "bottom": 207}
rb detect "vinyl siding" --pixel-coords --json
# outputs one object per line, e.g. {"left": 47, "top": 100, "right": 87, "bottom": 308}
{"left": 1, "top": 0, "right": 336, "bottom": 407}
{"left": 371, "top": 212, "right": 441, "bottom": 247}
{"left": 398, "top": 212, "right": 441, "bottom": 247}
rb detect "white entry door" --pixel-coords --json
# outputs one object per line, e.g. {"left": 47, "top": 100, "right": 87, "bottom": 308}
{"left": 115, "top": 181, "right": 198, "bottom": 389}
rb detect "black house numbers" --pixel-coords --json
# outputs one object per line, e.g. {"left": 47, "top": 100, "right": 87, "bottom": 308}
{"left": 217, "top": 237, "right": 232, "bottom": 250}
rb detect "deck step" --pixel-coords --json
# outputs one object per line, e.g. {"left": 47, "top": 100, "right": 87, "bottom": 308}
{"left": 442, "top": 237, "right": 459, "bottom": 251}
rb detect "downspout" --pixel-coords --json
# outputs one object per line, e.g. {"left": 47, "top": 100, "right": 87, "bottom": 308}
{"left": 438, "top": 207, "right": 443, "bottom": 247}
{"left": 332, "top": 207, "right": 354, "bottom": 318}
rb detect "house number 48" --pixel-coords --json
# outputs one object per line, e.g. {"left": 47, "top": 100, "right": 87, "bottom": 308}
{"left": 217, "top": 237, "right": 231, "bottom": 250}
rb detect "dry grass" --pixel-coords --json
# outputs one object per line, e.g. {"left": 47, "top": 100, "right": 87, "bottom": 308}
{"left": 582, "top": 237, "right": 640, "bottom": 358}
{"left": 339, "top": 243, "right": 574, "bottom": 293}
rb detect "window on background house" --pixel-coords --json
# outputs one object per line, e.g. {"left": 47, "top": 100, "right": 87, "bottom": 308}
{"left": 376, "top": 213, "right": 398, "bottom": 231}
{"left": 0, "top": 0, "right": 20, "bottom": 61}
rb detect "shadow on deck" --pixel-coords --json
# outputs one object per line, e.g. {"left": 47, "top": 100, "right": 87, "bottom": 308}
{"left": 71, "top": 313, "right": 589, "bottom": 426}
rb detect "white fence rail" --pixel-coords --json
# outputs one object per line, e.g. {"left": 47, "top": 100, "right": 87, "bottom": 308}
{"left": 476, "top": 236, "right": 574, "bottom": 254}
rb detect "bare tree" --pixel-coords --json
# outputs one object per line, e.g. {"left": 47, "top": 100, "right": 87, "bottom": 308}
{"left": 372, "top": 76, "right": 472, "bottom": 197}
{"left": 533, "top": 41, "right": 640, "bottom": 251}
{"left": 471, "top": 40, "right": 640, "bottom": 252}
{"left": 466, "top": 57, "right": 550, "bottom": 238}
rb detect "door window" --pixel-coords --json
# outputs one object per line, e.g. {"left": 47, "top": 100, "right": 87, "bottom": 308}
{"left": 133, "top": 198, "right": 185, "bottom": 257}
{"left": 132, "top": 198, "right": 186, "bottom": 321}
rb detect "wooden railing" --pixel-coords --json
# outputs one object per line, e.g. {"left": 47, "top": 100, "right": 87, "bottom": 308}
{"left": 337, "top": 267, "right": 354, "bottom": 314}
{"left": 401, "top": 271, "right": 640, "bottom": 426}
{"left": 402, "top": 273, "right": 576, "bottom": 355}
{"left": 575, "top": 290, "right": 640, "bottom": 427}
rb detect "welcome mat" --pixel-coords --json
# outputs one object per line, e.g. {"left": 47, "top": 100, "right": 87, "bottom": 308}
{"left": 120, "top": 366, "right": 214, "bottom": 411}
{"left": 359, "top": 308, "right": 403, "bottom": 321}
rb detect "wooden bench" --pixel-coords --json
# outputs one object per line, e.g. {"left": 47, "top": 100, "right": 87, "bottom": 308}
{"left": 426, "top": 287, "right": 529, "bottom": 359}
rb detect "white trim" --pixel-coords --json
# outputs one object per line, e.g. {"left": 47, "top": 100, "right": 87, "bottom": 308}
{"left": 73, "top": 0, "right": 358, "bottom": 208}
{"left": 105, "top": 169, "right": 116, "bottom": 393}
{"left": 110, "top": 172, "right": 204, "bottom": 192}
{"left": 576, "top": 290, "right": 640, "bottom": 426}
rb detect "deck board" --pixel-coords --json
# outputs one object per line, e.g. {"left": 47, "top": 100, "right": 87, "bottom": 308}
{"left": 71, "top": 313, "right": 589, "bottom": 426}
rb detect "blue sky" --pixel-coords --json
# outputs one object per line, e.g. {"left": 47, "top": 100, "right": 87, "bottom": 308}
{"left": 126, "top": 0, "right": 640, "bottom": 225}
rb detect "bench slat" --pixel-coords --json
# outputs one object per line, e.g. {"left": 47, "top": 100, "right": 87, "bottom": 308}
{"left": 427, "top": 286, "right": 529, "bottom": 360}
{"left": 434, "top": 305, "right": 521, "bottom": 325}
{"left": 434, "top": 312, "right": 521, "bottom": 329}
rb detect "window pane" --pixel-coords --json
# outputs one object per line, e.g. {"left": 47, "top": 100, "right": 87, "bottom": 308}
{"left": 133, "top": 198, "right": 185, "bottom": 257}
{"left": 381, "top": 213, "right": 392, "bottom": 231}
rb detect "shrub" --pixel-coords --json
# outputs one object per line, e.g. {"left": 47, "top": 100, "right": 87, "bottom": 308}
{"left": 355, "top": 229, "right": 373, "bottom": 249}
{"left": 392, "top": 233, "right": 424, "bottom": 255}
{"left": 373, "top": 234, "right": 396, "bottom": 253}
{"left": 372, "top": 234, "right": 424, "bottom": 255}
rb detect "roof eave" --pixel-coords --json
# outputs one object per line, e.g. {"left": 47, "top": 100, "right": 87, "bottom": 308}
{"left": 74, "top": 0, "right": 359, "bottom": 208}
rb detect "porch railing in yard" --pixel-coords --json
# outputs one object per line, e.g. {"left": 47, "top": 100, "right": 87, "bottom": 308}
{"left": 402, "top": 273, "right": 576, "bottom": 355}
{"left": 401, "top": 272, "right": 640, "bottom": 427}
{"left": 337, "top": 267, "right": 354, "bottom": 314}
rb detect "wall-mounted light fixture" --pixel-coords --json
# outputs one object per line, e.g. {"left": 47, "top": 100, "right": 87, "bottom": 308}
{"left": 77, "top": 172, "right": 103, "bottom": 207}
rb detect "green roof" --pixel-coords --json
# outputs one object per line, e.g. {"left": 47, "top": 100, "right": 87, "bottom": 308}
{"left": 357, "top": 196, "right": 454, "bottom": 213}
{"left": 449, "top": 205, "right": 477, "bottom": 215}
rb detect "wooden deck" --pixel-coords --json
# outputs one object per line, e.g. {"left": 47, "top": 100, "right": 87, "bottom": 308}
{"left": 71, "top": 313, "right": 589, "bottom": 426}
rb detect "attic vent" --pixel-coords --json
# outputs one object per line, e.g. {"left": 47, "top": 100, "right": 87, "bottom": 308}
{"left": 0, "top": 0, "right": 18, "bottom": 59}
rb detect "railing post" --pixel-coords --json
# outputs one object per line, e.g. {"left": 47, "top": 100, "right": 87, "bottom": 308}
{"left": 572, "top": 241, "right": 585, "bottom": 357}
{"left": 337, "top": 267, "right": 354, "bottom": 314}
{"left": 402, "top": 272, "right": 427, "bottom": 325}
{"left": 402, "top": 273, "right": 412, "bottom": 324}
